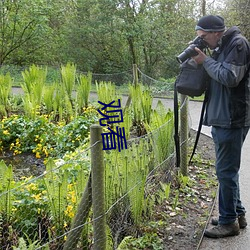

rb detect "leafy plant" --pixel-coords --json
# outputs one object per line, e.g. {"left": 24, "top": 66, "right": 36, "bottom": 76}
{"left": 12, "top": 176, "right": 49, "bottom": 241}
{"left": 0, "top": 109, "right": 98, "bottom": 158}
{"left": 13, "top": 236, "right": 43, "bottom": 250}
{"left": 0, "top": 73, "right": 12, "bottom": 117}
{"left": 158, "top": 182, "right": 171, "bottom": 203}
{"left": 117, "top": 233, "right": 163, "bottom": 250}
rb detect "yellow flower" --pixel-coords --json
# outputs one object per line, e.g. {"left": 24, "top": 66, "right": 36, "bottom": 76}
{"left": 65, "top": 205, "right": 74, "bottom": 218}
{"left": 32, "top": 193, "right": 42, "bottom": 201}
{"left": 36, "top": 152, "right": 41, "bottom": 159}
{"left": 43, "top": 147, "right": 49, "bottom": 157}
{"left": 71, "top": 195, "right": 76, "bottom": 204}
{"left": 12, "top": 207, "right": 17, "bottom": 212}
{"left": 14, "top": 149, "right": 22, "bottom": 155}
{"left": 26, "top": 183, "right": 37, "bottom": 191}
{"left": 3, "top": 130, "right": 9, "bottom": 135}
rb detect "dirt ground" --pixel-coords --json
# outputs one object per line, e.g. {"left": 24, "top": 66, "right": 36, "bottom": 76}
{"left": 159, "top": 130, "right": 217, "bottom": 250}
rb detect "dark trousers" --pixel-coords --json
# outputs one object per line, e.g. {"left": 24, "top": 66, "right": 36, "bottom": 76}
{"left": 211, "top": 126, "right": 249, "bottom": 225}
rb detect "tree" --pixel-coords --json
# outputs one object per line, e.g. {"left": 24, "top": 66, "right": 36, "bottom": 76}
{"left": 220, "top": 0, "right": 250, "bottom": 39}
{"left": 0, "top": 0, "right": 48, "bottom": 65}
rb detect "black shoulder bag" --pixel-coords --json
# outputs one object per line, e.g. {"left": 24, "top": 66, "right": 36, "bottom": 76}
{"left": 175, "top": 58, "right": 208, "bottom": 97}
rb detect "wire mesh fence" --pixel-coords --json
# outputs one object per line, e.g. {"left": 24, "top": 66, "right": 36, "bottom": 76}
{"left": 0, "top": 65, "right": 190, "bottom": 249}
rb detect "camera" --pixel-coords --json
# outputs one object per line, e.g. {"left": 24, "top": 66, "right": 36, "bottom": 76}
{"left": 176, "top": 36, "right": 208, "bottom": 64}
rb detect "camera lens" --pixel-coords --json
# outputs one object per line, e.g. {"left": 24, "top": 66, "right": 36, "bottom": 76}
{"left": 176, "top": 44, "right": 198, "bottom": 63}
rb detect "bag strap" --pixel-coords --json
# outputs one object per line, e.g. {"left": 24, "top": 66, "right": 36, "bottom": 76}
{"left": 188, "top": 91, "right": 208, "bottom": 164}
{"left": 174, "top": 80, "right": 180, "bottom": 168}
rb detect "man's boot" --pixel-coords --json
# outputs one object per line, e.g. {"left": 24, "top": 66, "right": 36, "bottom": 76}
{"left": 211, "top": 214, "right": 247, "bottom": 229}
{"left": 204, "top": 222, "right": 240, "bottom": 238}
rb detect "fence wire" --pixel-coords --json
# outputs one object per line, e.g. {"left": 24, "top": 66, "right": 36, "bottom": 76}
{"left": 0, "top": 67, "right": 190, "bottom": 249}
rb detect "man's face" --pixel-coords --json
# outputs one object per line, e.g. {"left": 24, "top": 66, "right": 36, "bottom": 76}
{"left": 196, "top": 30, "right": 221, "bottom": 49}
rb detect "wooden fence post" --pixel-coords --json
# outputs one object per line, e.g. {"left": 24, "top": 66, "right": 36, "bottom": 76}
{"left": 133, "top": 64, "right": 138, "bottom": 85}
{"left": 91, "top": 124, "right": 106, "bottom": 250}
{"left": 125, "top": 64, "right": 138, "bottom": 110}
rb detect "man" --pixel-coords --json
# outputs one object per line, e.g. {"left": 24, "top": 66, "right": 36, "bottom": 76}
{"left": 192, "top": 15, "right": 250, "bottom": 238}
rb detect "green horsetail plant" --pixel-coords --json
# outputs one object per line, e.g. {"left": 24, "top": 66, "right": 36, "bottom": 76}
{"left": 122, "top": 108, "right": 132, "bottom": 139}
{"left": 76, "top": 72, "right": 92, "bottom": 113}
{"left": 96, "top": 81, "right": 121, "bottom": 124}
{"left": 0, "top": 73, "right": 12, "bottom": 117}
{"left": 21, "top": 65, "right": 47, "bottom": 118}
{"left": 43, "top": 84, "right": 56, "bottom": 114}
{"left": 141, "top": 89, "right": 153, "bottom": 124}
{"left": 0, "top": 161, "right": 14, "bottom": 223}
{"left": 104, "top": 138, "right": 152, "bottom": 226}
{"left": 61, "top": 63, "right": 76, "bottom": 103}
{"left": 129, "top": 83, "right": 153, "bottom": 135}
{"left": 53, "top": 83, "right": 65, "bottom": 121}
{"left": 52, "top": 82, "right": 73, "bottom": 122}
{"left": 96, "top": 81, "right": 118, "bottom": 104}
{"left": 22, "top": 96, "right": 35, "bottom": 119}
{"left": 144, "top": 100, "right": 175, "bottom": 164}
{"left": 129, "top": 83, "right": 143, "bottom": 125}
{"left": 126, "top": 141, "right": 150, "bottom": 225}
{"left": 43, "top": 159, "right": 69, "bottom": 235}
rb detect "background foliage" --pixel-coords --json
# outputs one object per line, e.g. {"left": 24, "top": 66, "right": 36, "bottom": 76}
{"left": 1, "top": 0, "right": 248, "bottom": 80}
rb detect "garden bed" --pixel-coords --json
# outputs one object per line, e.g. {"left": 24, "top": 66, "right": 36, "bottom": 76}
{"left": 0, "top": 130, "right": 217, "bottom": 250}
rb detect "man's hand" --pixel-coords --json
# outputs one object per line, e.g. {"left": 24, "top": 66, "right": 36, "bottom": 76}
{"left": 192, "top": 47, "right": 207, "bottom": 64}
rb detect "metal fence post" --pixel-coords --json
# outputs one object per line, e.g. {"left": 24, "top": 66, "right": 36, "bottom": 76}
{"left": 180, "top": 94, "right": 189, "bottom": 176}
{"left": 91, "top": 124, "right": 106, "bottom": 250}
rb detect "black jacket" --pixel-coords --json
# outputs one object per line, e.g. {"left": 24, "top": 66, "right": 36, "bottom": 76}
{"left": 203, "top": 26, "right": 250, "bottom": 128}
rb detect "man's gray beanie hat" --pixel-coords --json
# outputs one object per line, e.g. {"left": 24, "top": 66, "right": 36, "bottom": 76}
{"left": 195, "top": 15, "right": 225, "bottom": 32}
